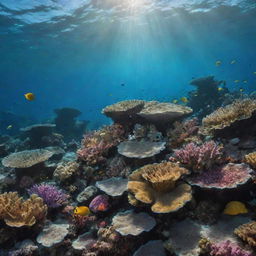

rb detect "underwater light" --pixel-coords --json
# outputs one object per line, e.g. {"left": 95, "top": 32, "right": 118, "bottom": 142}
{"left": 126, "top": 0, "right": 144, "bottom": 9}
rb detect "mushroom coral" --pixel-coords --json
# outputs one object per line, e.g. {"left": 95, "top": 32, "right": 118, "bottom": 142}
{"left": 0, "top": 192, "right": 47, "bottom": 227}
{"left": 128, "top": 162, "right": 192, "bottom": 213}
{"left": 201, "top": 99, "right": 256, "bottom": 136}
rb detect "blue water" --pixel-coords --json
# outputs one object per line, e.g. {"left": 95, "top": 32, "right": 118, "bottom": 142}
{"left": 0, "top": 0, "right": 256, "bottom": 129}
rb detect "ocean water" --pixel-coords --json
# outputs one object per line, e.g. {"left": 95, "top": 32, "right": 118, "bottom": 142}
{"left": 0, "top": 0, "right": 256, "bottom": 129}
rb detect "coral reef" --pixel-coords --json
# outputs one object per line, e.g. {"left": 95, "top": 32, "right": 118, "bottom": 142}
{"left": 133, "top": 240, "right": 166, "bottom": 256}
{"left": 188, "top": 163, "right": 253, "bottom": 189}
{"left": 0, "top": 192, "right": 47, "bottom": 227}
{"left": 112, "top": 210, "right": 156, "bottom": 236}
{"left": 167, "top": 117, "right": 199, "bottom": 149}
{"left": 77, "top": 124, "right": 125, "bottom": 165}
{"left": 128, "top": 162, "right": 192, "bottom": 213}
{"left": 234, "top": 221, "right": 256, "bottom": 248}
{"left": 117, "top": 140, "right": 166, "bottom": 159}
{"left": 201, "top": 99, "right": 256, "bottom": 136}
{"left": 2, "top": 149, "right": 53, "bottom": 168}
{"left": 53, "top": 161, "right": 79, "bottom": 182}
{"left": 28, "top": 183, "right": 68, "bottom": 208}
{"left": 170, "top": 141, "right": 223, "bottom": 172}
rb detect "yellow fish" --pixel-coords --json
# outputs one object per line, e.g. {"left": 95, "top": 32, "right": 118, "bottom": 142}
{"left": 230, "top": 60, "right": 236, "bottom": 64}
{"left": 223, "top": 201, "right": 248, "bottom": 215}
{"left": 239, "top": 88, "right": 244, "bottom": 92}
{"left": 234, "top": 80, "right": 240, "bottom": 83}
{"left": 218, "top": 87, "right": 224, "bottom": 91}
{"left": 24, "top": 92, "right": 35, "bottom": 101}
{"left": 180, "top": 97, "right": 189, "bottom": 103}
{"left": 74, "top": 206, "right": 91, "bottom": 216}
{"left": 172, "top": 99, "right": 178, "bottom": 104}
{"left": 6, "top": 125, "right": 12, "bottom": 130}
{"left": 215, "top": 60, "right": 221, "bottom": 66}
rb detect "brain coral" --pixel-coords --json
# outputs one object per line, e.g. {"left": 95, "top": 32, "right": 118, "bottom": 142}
{"left": 128, "top": 162, "right": 192, "bottom": 213}
{"left": 234, "top": 221, "right": 256, "bottom": 248}
{"left": 188, "top": 163, "right": 253, "bottom": 189}
{"left": 0, "top": 192, "right": 47, "bottom": 227}
{"left": 201, "top": 99, "right": 256, "bottom": 135}
{"left": 2, "top": 149, "right": 53, "bottom": 168}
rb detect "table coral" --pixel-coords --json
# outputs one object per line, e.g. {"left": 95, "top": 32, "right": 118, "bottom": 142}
{"left": 201, "top": 99, "right": 256, "bottom": 135}
{"left": 0, "top": 192, "right": 47, "bottom": 227}
{"left": 77, "top": 124, "right": 125, "bottom": 165}
{"left": 188, "top": 163, "right": 253, "bottom": 189}
{"left": 128, "top": 162, "right": 192, "bottom": 213}
{"left": 234, "top": 221, "right": 256, "bottom": 248}
{"left": 2, "top": 149, "right": 53, "bottom": 168}
{"left": 170, "top": 141, "right": 223, "bottom": 172}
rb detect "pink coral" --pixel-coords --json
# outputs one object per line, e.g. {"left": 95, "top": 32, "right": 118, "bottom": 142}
{"left": 210, "top": 240, "right": 254, "bottom": 256}
{"left": 188, "top": 163, "right": 253, "bottom": 189}
{"left": 77, "top": 124, "right": 125, "bottom": 165}
{"left": 170, "top": 141, "right": 223, "bottom": 172}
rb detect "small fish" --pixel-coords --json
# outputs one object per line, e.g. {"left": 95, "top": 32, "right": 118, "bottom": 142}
{"left": 218, "top": 87, "right": 224, "bottom": 91}
{"left": 239, "top": 88, "right": 244, "bottom": 92}
{"left": 180, "top": 97, "right": 189, "bottom": 103}
{"left": 243, "top": 80, "right": 248, "bottom": 83}
{"left": 172, "top": 99, "right": 178, "bottom": 104}
{"left": 120, "top": 83, "right": 125, "bottom": 87}
{"left": 234, "top": 80, "right": 240, "bottom": 83}
{"left": 108, "top": 93, "right": 113, "bottom": 97}
{"left": 74, "top": 206, "right": 91, "bottom": 216}
{"left": 253, "top": 72, "right": 256, "bottom": 75}
{"left": 215, "top": 60, "right": 222, "bottom": 67}
{"left": 24, "top": 92, "right": 35, "bottom": 101}
{"left": 6, "top": 125, "right": 12, "bottom": 130}
{"left": 230, "top": 60, "right": 236, "bottom": 64}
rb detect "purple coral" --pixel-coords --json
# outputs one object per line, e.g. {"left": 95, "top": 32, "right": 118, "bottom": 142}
{"left": 89, "top": 195, "right": 110, "bottom": 213}
{"left": 170, "top": 141, "right": 223, "bottom": 172}
{"left": 188, "top": 163, "right": 253, "bottom": 189}
{"left": 28, "top": 184, "right": 68, "bottom": 208}
{"left": 210, "top": 240, "right": 254, "bottom": 256}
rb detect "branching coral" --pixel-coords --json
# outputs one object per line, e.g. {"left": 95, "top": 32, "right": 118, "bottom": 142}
{"left": 234, "top": 221, "right": 256, "bottom": 248}
{"left": 53, "top": 161, "right": 79, "bottom": 181}
{"left": 167, "top": 118, "right": 199, "bottom": 148}
{"left": 170, "top": 141, "right": 223, "bottom": 172}
{"left": 209, "top": 240, "right": 254, "bottom": 256}
{"left": 28, "top": 183, "right": 68, "bottom": 208}
{"left": 77, "top": 124, "right": 125, "bottom": 165}
{"left": 201, "top": 99, "right": 256, "bottom": 135}
{"left": 128, "top": 162, "right": 192, "bottom": 213}
{"left": 0, "top": 192, "right": 47, "bottom": 227}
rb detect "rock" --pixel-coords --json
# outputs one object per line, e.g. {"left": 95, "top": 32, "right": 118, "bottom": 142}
{"left": 76, "top": 186, "right": 98, "bottom": 203}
